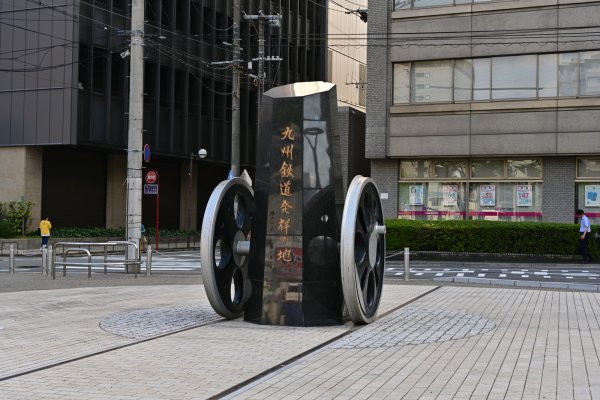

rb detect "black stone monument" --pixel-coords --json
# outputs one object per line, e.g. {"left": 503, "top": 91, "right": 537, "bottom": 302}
{"left": 244, "top": 82, "right": 345, "bottom": 326}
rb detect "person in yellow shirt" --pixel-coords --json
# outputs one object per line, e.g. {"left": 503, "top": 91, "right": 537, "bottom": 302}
{"left": 39, "top": 217, "right": 52, "bottom": 249}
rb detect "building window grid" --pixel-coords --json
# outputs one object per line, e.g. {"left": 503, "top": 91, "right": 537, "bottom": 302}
{"left": 393, "top": 51, "right": 600, "bottom": 105}
{"left": 576, "top": 158, "right": 600, "bottom": 180}
{"left": 399, "top": 159, "right": 543, "bottom": 181}
{"left": 398, "top": 159, "right": 544, "bottom": 221}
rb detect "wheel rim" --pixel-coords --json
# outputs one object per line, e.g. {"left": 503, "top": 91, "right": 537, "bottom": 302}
{"left": 201, "top": 178, "right": 254, "bottom": 319}
{"left": 341, "top": 176, "right": 385, "bottom": 324}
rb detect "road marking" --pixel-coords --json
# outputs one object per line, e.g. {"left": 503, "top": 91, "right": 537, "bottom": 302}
{"left": 435, "top": 273, "right": 444, "bottom": 277}
{"left": 415, "top": 273, "right": 423, "bottom": 276}
{"left": 457, "top": 273, "right": 464, "bottom": 277}
{"left": 544, "top": 276, "right": 551, "bottom": 278}
{"left": 566, "top": 276, "right": 574, "bottom": 279}
{"left": 522, "top": 275, "right": 529, "bottom": 278}
{"left": 394, "top": 273, "right": 403, "bottom": 276}
{"left": 499, "top": 274, "right": 507, "bottom": 278}
{"left": 478, "top": 273, "right": 485, "bottom": 277}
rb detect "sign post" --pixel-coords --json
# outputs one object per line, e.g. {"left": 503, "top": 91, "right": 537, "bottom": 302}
{"left": 145, "top": 170, "right": 160, "bottom": 250}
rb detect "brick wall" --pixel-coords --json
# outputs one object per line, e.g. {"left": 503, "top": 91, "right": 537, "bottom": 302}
{"left": 542, "top": 157, "right": 576, "bottom": 224}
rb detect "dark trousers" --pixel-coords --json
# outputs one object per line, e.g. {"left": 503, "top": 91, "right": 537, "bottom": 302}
{"left": 579, "top": 234, "right": 591, "bottom": 261}
{"left": 41, "top": 236, "right": 49, "bottom": 247}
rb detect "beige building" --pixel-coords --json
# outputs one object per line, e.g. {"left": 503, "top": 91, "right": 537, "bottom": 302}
{"left": 327, "top": 0, "right": 367, "bottom": 110}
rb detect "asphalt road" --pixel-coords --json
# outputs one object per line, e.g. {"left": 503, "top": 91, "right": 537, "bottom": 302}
{"left": 1, "top": 249, "right": 598, "bottom": 285}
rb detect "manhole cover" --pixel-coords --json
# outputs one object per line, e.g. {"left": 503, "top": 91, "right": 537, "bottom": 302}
{"left": 100, "top": 304, "right": 221, "bottom": 339}
{"left": 332, "top": 307, "right": 495, "bottom": 349}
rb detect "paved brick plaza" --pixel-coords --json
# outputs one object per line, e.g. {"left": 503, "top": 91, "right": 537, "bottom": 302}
{"left": 0, "top": 279, "right": 599, "bottom": 399}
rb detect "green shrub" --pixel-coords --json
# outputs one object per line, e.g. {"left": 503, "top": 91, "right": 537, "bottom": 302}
{"left": 385, "top": 220, "right": 599, "bottom": 256}
{"left": 0, "top": 201, "right": 33, "bottom": 237}
{"left": 0, "top": 220, "right": 15, "bottom": 238}
{"left": 30, "top": 226, "right": 197, "bottom": 238}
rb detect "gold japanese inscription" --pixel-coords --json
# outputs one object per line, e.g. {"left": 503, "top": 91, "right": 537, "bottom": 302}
{"left": 280, "top": 126, "right": 295, "bottom": 141}
{"left": 279, "top": 161, "right": 294, "bottom": 178}
{"left": 277, "top": 218, "right": 291, "bottom": 235}
{"left": 279, "top": 180, "right": 292, "bottom": 197}
{"left": 280, "top": 144, "right": 294, "bottom": 160}
{"left": 279, "top": 200, "right": 294, "bottom": 214}
{"left": 276, "top": 248, "right": 292, "bottom": 262}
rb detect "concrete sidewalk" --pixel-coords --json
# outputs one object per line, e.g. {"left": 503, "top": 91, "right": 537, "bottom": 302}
{"left": 0, "top": 276, "right": 599, "bottom": 399}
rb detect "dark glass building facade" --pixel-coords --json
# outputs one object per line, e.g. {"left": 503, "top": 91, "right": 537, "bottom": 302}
{"left": 0, "top": 0, "right": 327, "bottom": 230}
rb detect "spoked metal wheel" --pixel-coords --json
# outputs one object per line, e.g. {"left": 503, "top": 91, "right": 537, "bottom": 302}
{"left": 341, "top": 176, "right": 386, "bottom": 324}
{"left": 201, "top": 178, "right": 254, "bottom": 319}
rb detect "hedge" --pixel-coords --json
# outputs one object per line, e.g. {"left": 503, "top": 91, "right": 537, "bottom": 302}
{"left": 385, "top": 220, "right": 599, "bottom": 257}
{"left": 28, "top": 227, "right": 198, "bottom": 238}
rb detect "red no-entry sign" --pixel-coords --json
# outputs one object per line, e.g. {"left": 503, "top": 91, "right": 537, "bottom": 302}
{"left": 145, "top": 170, "right": 158, "bottom": 184}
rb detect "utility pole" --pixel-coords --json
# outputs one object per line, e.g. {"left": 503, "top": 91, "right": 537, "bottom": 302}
{"left": 126, "top": 0, "right": 144, "bottom": 270}
{"left": 231, "top": 0, "right": 241, "bottom": 178}
{"left": 244, "top": 8, "right": 282, "bottom": 128}
{"left": 257, "top": 0, "right": 265, "bottom": 111}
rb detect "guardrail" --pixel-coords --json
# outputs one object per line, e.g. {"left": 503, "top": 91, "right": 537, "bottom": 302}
{"left": 50, "top": 241, "right": 149, "bottom": 279}
{"left": 1, "top": 241, "right": 18, "bottom": 256}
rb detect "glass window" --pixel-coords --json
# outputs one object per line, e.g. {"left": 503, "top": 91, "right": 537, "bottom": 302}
{"left": 412, "top": 0, "right": 453, "bottom": 8}
{"left": 578, "top": 159, "right": 600, "bottom": 178}
{"left": 394, "top": 0, "right": 411, "bottom": 9}
{"left": 559, "top": 53, "right": 579, "bottom": 97}
{"left": 539, "top": 54, "right": 558, "bottom": 97}
{"left": 579, "top": 51, "right": 600, "bottom": 96}
{"left": 471, "top": 159, "right": 504, "bottom": 178}
{"left": 411, "top": 60, "right": 453, "bottom": 103}
{"left": 400, "top": 160, "right": 431, "bottom": 179}
{"left": 473, "top": 58, "right": 491, "bottom": 100}
{"left": 454, "top": 59, "right": 473, "bottom": 101}
{"left": 577, "top": 183, "right": 600, "bottom": 224}
{"left": 393, "top": 64, "right": 410, "bottom": 104}
{"left": 492, "top": 55, "right": 537, "bottom": 100}
{"left": 507, "top": 159, "right": 542, "bottom": 178}
{"left": 468, "top": 182, "right": 542, "bottom": 222}
{"left": 434, "top": 160, "right": 467, "bottom": 178}
{"left": 398, "top": 182, "right": 467, "bottom": 221}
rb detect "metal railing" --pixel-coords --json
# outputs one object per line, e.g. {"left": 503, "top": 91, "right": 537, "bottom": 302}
{"left": 50, "top": 241, "right": 149, "bottom": 279}
{"left": 1, "top": 241, "right": 18, "bottom": 256}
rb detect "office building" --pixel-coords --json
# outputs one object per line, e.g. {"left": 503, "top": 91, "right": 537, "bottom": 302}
{"left": 367, "top": 0, "right": 600, "bottom": 224}
{"left": 0, "top": 0, "right": 327, "bottom": 230}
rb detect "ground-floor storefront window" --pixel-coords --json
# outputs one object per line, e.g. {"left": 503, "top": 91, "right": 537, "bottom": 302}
{"left": 398, "top": 159, "right": 543, "bottom": 222}
{"left": 576, "top": 158, "right": 600, "bottom": 224}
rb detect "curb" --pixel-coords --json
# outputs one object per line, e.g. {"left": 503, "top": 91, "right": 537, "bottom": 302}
{"left": 433, "top": 277, "right": 599, "bottom": 292}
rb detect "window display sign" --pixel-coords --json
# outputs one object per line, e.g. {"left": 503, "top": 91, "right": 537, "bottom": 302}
{"left": 409, "top": 184, "right": 424, "bottom": 205}
{"left": 442, "top": 184, "right": 458, "bottom": 206}
{"left": 479, "top": 185, "right": 496, "bottom": 207}
{"left": 516, "top": 184, "right": 532, "bottom": 207}
{"left": 585, "top": 185, "right": 600, "bottom": 207}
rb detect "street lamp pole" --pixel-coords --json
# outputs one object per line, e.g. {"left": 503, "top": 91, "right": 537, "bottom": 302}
{"left": 187, "top": 149, "right": 207, "bottom": 244}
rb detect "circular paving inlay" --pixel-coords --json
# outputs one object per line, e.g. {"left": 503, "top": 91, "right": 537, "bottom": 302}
{"left": 331, "top": 307, "right": 495, "bottom": 349}
{"left": 100, "top": 304, "right": 221, "bottom": 339}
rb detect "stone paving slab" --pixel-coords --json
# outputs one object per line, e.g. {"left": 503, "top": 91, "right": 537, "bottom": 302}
{"left": 227, "top": 287, "right": 600, "bottom": 400}
{"left": 0, "top": 285, "right": 210, "bottom": 379}
{"left": 0, "top": 283, "right": 433, "bottom": 399}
